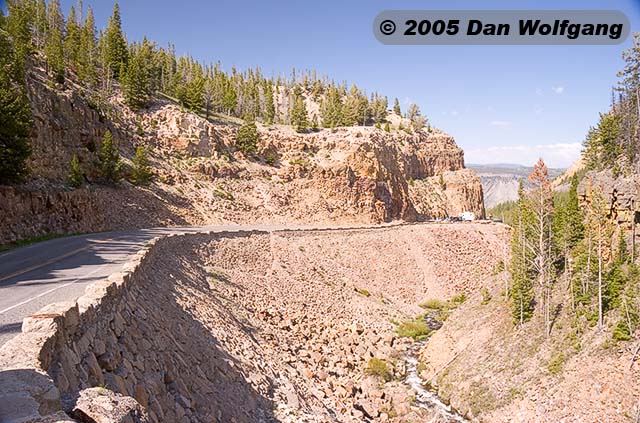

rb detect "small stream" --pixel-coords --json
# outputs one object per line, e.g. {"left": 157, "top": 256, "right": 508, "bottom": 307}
{"left": 402, "top": 313, "right": 468, "bottom": 422}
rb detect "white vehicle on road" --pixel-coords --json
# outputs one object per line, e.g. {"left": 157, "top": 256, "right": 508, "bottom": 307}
{"left": 459, "top": 211, "right": 475, "bottom": 221}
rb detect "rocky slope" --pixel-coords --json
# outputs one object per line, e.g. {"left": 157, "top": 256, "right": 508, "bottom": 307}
{"left": 0, "top": 223, "right": 508, "bottom": 423}
{"left": 418, "top": 271, "right": 640, "bottom": 423}
{"left": 0, "top": 66, "right": 484, "bottom": 245}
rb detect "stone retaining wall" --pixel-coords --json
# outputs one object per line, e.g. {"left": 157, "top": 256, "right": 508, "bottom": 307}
{"left": 0, "top": 232, "right": 227, "bottom": 423}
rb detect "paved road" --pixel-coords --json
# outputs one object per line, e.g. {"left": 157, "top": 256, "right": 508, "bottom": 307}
{"left": 0, "top": 224, "right": 328, "bottom": 347}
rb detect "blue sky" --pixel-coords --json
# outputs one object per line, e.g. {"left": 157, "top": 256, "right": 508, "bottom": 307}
{"left": 24, "top": 1, "right": 640, "bottom": 167}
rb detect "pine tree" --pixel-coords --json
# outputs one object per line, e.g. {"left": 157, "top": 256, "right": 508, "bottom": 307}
{"left": 320, "top": 83, "right": 342, "bottom": 128}
{"left": 98, "top": 130, "right": 122, "bottom": 183}
{"left": 223, "top": 81, "right": 237, "bottom": 115}
{"left": 5, "top": 0, "right": 34, "bottom": 79}
{"left": 393, "top": 97, "right": 401, "bottom": 116}
{"left": 44, "top": 0, "right": 65, "bottom": 82}
{"left": 290, "top": 87, "right": 308, "bottom": 132}
{"left": 510, "top": 180, "right": 535, "bottom": 324}
{"left": 68, "top": 154, "right": 83, "bottom": 188}
{"left": 342, "top": 84, "right": 368, "bottom": 126}
{"left": 407, "top": 103, "right": 427, "bottom": 131}
{"left": 263, "top": 83, "right": 275, "bottom": 125}
{"left": 585, "top": 187, "right": 613, "bottom": 329}
{"left": 370, "top": 94, "right": 388, "bottom": 123}
{"left": 185, "top": 74, "right": 204, "bottom": 112}
{"left": 105, "top": 2, "right": 128, "bottom": 79}
{"left": 0, "top": 27, "right": 32, "bottom": 184}
{"left": 236, "top": 115, "right": 258, "bottom": 156}
{"left": 131, "top": 146, "right": 152, "bottom": 185}
{"left": 583, "top": 112, "right": 621, "bottom": 171}
{"left": 553, "top": 174, "right": 585, "bottom": 310}
{"left": 123, "top": 39, "right": 153, "bottom": 110}
{"left": 34, "top": 0, "right": 47, "bottom": 49}
{"left": 64, "top": 5, "right": 81, "bottom": 70}
{"left": 528, "top": 158, "right": 555, "bottom": 335}
{"left": 78, "top": 6, "right": 96, "bottom": 84}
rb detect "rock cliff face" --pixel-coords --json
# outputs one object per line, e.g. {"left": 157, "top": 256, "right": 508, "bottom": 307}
{"left": 578, "top": 170, "right": 640, "bottom": 226}
{"left": 1, "top": 67, "right": 484, "bottom": 244}
{"left": 0, "top": 185, "right": 197, "bottom": 245}
{"left": 409, "top": 169, "right": 485, "bottom": 219}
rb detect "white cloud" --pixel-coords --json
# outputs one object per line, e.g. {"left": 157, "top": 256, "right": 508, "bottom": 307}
{"left": 465, "top": 142, "right": 582, "bottom": 168}
{"left": 535, "top": 88, "right": 543, "bottom": 96}
{"left": 534, "top": 106, "right": 543, "bottom": 115}
{"left": 451, "top": 110, "right": 459, "bottom": 116}
{"left": 552, "top": 85, "right": 565, "bottom": 94}
{"left": 490, "top": 120, "right": 511, "bottom": 127}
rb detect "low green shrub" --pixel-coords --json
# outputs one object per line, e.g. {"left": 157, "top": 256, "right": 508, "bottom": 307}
{"left": 356, "top": 287, "right": 371, "bottom": 297}
{"left": 419, "top": 298, "right": 448, "bottom": 311}
{"left": 396, "top": 319, "right": 431, "bottom": 340}
{"left": 451, "top": 293, "right": 467, "bottom": 306}
{"left": 366, "top": 358, "right": 392, "bottom": 381}
{"left": 547, "top": 352, "right": 565, "bottom": 375}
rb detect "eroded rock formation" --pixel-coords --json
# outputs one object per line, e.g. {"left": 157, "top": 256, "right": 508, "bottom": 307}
{"left": 578, "top": 170, "right": 640, "bottom": 226}
{"left": 0, "top": 66, "right": 484, "bottom": 245}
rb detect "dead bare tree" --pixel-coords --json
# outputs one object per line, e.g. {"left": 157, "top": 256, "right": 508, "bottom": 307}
{"left": 586, "top": 187, "right": 611, "bottom": 330}
{"left": 527, "top": 158, "right": 554, "bottom": 336}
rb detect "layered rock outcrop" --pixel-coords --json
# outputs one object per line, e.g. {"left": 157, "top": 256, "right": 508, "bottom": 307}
{"left": 0, "top": 185, "right": 198, "bottom": 245}
{"left": 409, "top": 168, "right": 485, "bottom": 219}
{"left": 1, "top": 66, "right": 484, "bottom": 245}
{"left": 578, "top": 170, "right": 640, "bottom": 226}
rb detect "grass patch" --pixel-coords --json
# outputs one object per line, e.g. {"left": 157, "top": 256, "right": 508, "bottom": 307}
{"left": 213, "top": 186, "right": 234, "bottom": 201}
{"left": 492, "top": 261, "right": 505, "bottom": 275}
{"left": 547, "top": 352, "right": 565, "bottom": 375}
{"left": 451, "top": 292, "right": 467, "bottom": 306}
{"left": 365, "top": 358, "right": 392, "bottom": 381}
{"left": 396, "top": 319, "right": 431, "bottom": 340}
{"left": 355, "top": 287, "right": 371, "bottom": 297}
{"left": 419, "top": 298, "right": 448, "bottom": 311}
{"left": 0, "top": 232, "right": 81, "bottom": 253}
{"left": 481, "top": 287, "right": 492, "bottom": 305}
{"left": 420, "top": 293, "right": 467, "bottom": 312}
{"left": 468, "top": 381, "right": 499, "bottom": 415}
{"left": 288, "top": 157, "right": 310, "bottom": 167}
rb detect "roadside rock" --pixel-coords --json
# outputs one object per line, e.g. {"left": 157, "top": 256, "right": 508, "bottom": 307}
{"left": 66, "top": 387, "right": 149, "bottom": 423}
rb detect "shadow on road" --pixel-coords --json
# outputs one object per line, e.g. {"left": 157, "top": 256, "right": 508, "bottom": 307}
{"left": 0, "top": 230, "right": 174, "bottom": 288}
{"left": 0, "top": 322, "right": 21, "bottom": 335}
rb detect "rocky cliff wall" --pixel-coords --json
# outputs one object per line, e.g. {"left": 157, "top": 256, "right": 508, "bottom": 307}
{"left": 578, "top": 170, "right": 640, "bottom": 226}
{"left": 1, "top": 67, "right": 485, "bottom": 246}
{"left": 408, "top": 169, "right": 486, "bottom": 219}
{"left": 0, "top": 185, "right": 199, "bottom": 246}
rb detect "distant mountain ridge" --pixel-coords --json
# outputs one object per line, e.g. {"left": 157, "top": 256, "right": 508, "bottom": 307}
{"left": 468, "top": 163, "right": 565, "bottom": 208}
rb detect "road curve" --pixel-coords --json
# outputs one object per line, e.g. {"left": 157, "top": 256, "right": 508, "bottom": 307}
{"left": 0, "top": 223, "right": 401, "bottom": 347}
